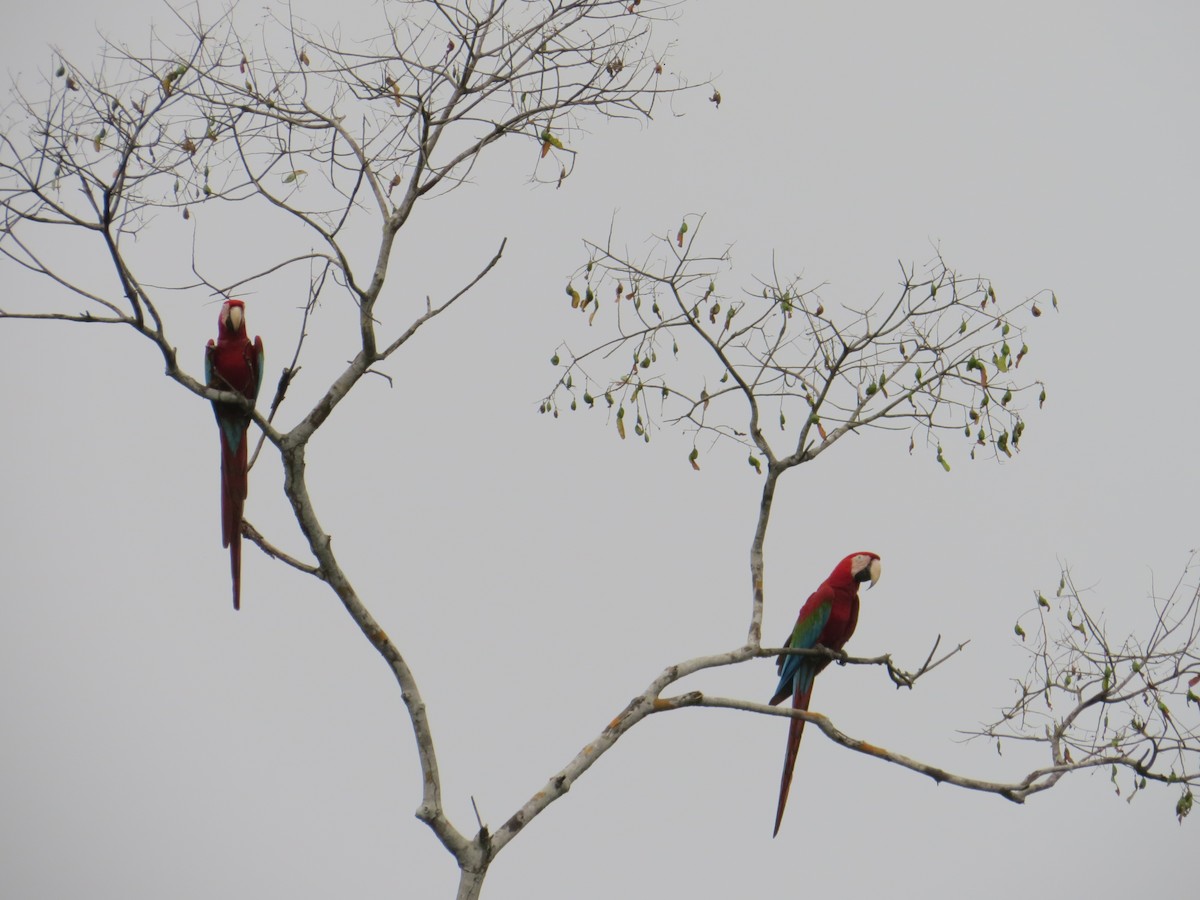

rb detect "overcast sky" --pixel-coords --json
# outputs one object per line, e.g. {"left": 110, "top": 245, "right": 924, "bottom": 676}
{"left": 2, "top": 1, "right": 1197, "bottom": 898}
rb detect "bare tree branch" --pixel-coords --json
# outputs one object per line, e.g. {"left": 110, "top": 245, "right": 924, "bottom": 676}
{"left": 1, "top": 4, "right": 702, "bottom": 896}
{"left": 967, "top": 557, "right": 1200, "bottom": 820}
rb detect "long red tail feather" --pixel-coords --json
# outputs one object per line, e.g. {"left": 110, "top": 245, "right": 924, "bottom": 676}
{"left": 219, "top": 431, "right": 249, "bottom": 610}
{"left": 772, "top": 689, "right": 811, "bottom": 837}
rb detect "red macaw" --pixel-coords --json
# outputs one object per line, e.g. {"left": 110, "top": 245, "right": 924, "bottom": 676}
{"left": 204, "top": 298, "right": 264, "bottom": 610}
{"left": 770, "top": 551, "right": 881, "bottom": 836}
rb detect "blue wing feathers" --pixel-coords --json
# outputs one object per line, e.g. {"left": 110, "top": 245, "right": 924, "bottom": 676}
{"left": 773, "top": 599, "right": 831, "bottom": 701}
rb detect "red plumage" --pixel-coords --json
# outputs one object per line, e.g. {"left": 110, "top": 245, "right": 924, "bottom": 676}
{"left": 205, "top": 299, "right": 264, "bottom": 610}
{"left": 769, "top": 551, "right": 880, "bottom": 836}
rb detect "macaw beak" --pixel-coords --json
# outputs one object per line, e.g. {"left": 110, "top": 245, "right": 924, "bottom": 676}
{"left": 227, "top": 304, "right": 244, "bottom": 332}
{"left": 867, "top": 557, "right": 881, "bottom": 588}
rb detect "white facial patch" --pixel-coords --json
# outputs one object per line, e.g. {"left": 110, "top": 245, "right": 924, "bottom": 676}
{"left": 851, "top": 553, "right": 881, "bottom": 586}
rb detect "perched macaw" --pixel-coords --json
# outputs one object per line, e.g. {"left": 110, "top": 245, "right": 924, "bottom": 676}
{"left": 770, "top": 551, "right": 881, "bottom": 836}
{"left": 204, "top": 298, "right": 264, "bottom": 610}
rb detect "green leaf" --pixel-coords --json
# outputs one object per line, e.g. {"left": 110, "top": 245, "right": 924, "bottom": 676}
{"left": 936, "top": 446, "right": 951, "bottom": 472}
{"left": 1178, "top": 790, "right": 1193, "bottom": 823}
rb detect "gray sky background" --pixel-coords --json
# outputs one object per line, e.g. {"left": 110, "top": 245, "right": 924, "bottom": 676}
{"left": 2, "top": 1, "right": 1197, "bottom": 897}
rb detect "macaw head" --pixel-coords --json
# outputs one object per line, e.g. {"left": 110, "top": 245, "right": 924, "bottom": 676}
{"left": 218, "top": 298, "right": 247, "bottom": 337}
{"left": 836, "top": 551, "right": 881, "bottom": 589}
